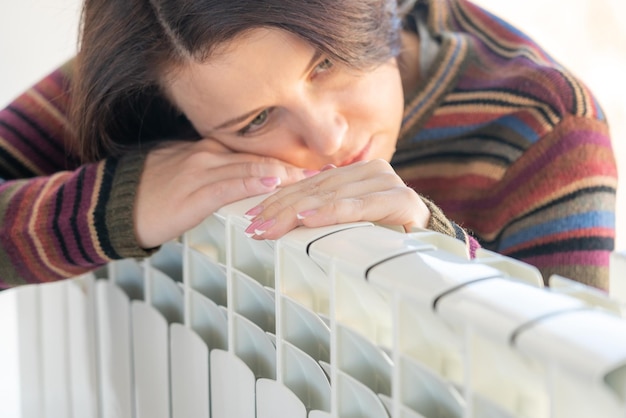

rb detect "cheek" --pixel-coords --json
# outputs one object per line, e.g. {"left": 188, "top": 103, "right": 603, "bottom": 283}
{"left": 366, "top": 71, "right": 404, "bottom": 158}
{"left": 383, "top": 70, "right": 405, "bottom": 120}
{"left": 213, "top": 131, "right": 298, "bottom": 161}
{"left": 354, "top": 68, "right": 404, "bottom": 123}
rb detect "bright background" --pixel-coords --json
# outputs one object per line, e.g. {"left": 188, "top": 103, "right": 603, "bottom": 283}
{"left": 1, "top": 0, "right": 624, "bottom": 250}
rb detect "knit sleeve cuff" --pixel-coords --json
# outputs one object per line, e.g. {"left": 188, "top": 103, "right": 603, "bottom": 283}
{"left": 104, "top": 150, "right": 160, "bottom": 259}
{"left": 420, "top": 196, "right": 479, "bottom": 258}
{"left": 421, "top": 196, "right": 456, "bottom": 236}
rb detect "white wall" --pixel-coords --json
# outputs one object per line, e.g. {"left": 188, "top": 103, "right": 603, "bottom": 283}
{"left": 1, "top": 0, "right": 624, "bottom": 250}
{"left": 0, "top": 0, "right": 81, "bottom": 104}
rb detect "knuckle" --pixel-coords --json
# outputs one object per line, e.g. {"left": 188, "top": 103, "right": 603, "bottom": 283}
{"left": 378, "top": 171, "right": 397, "bottom": 182}
{"left": 368, "top": 158, "right": 392, "bottom": 171}
{"left": 397, "top": 185, "right": 419, "bottom": 201}
{"left": 317, "top": 175, "right": 338, "bottom": 191}
{"left": 243, "top": 161, "right": 260, "bottom": 177}
{"left": 210, "top": 181, "right": 230, "bottom": 201}
{"left": 285, "top": 203, "right": 300, "bottom": 217}
{"left": 264, "top": 199, "right": 288, "bottom": 215}
{"left": 376, "top": 169, "right": 404, "bottom": 187}
{"left": 258, "top": 156, "right": 283, "bottom": 169}
{"left": 348, "top": 197, "right": 365, "bottom": 216}
{"left": 184, "top": 150, "right": 210, "bottom": 167}
{"left": 319, "top": 188, "right": 337, "bottom": 203}
{"left": 355, "top": 196, "right": 366, "bottom": 211}
{"left": 241, "top": 177, "right": 257, "bottom": 195}
{"left": 305, "top": 181, "right": 322, "bottom": 195}
{"left": 285, "top": 165, "right": 304, "bottom": 179}
{"left": 335, "top": 182, "right": 354, "bottom": 199}
{"left": 328, "top": 199, "right": 342, "bottom": 215}
{"left": 329, "top": 197, "right": 359, "bottom": 221}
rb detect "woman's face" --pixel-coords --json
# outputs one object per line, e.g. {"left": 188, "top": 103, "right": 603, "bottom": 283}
{"left": 166, "top": 28, "right": 405, "bottom": 169}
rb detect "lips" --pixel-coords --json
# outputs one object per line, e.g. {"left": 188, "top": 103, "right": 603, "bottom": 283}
{"left": 339, "top": 141, "right": 371, "bottom": 166}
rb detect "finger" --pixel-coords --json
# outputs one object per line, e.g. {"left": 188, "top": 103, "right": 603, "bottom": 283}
{"left": 246, "top": 179, "right": 421, "bottom": 240}
{"left": 189, "top": 175, "right": 288, "bottom": 219}
{"left": 250, "top": 160, "right": 398, "bottom": 221}
{"left": 247, "top": 189, "right": 402, "bottom": 240}
{"left": 189, "top": 148, "right": 297, "bottom": 170}
{"left": 278, "top": 172, "right": 402, "bottom": 220}
{"left": 298, "top": 187, "right": 427, "bottom": 229}
{"left": 180, "top": 160, "right": 311, "bottom": 191}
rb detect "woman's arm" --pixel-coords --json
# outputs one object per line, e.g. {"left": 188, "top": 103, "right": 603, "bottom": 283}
{"left": 242, "top": 159, "right": 480, "bottom": 257}
{"left": 0, "top": 62, "right": 153, "bottom": 286}
{"left": 0, "top": 153, "right": 153, "bottom": 288}
{"left": 0, "top": 64, "right": 313, "bottom": 287}
{"left": 0, "top": 62, "right": 136, "bottom": 287}
{"left": 0, "top": 61, "right": 79, "bottom": 179}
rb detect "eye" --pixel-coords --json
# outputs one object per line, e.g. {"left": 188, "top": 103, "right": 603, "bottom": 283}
{"left": 312, "top": 57, "right": 334, "bottom": 77}
{"left": 238, "top": 108, "right": 272, "bottom": 135}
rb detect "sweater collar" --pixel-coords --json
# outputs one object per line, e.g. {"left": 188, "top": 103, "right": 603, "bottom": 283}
{"left": 397, "top": 0, "right": 471, "bottom": 148}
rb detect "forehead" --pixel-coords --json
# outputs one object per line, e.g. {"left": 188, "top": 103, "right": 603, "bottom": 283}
{"left": 166, "top": 28, "right": 314, "bottom": 100}
{"left": 165, "top": 28, "right": 314, "bottom": 123}
{"left": 213, "top": 27, "right": 310, "bottom": 69}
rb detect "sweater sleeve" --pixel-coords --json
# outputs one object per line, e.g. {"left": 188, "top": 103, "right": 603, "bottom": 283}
{"left": 0, "top": 63, "right": 154, "bottom": 288}
{"left": 481, "top": 115, "right": 617, "bottom": 290}
{"left": 0, "top": 153, "right": 156, "bottom": 288}
{"left": 420, "top": 196, "right": 480, "bottom": 259}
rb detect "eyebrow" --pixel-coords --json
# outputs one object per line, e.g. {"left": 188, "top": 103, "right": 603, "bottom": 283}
{"left": 210, "top": 49, "right": 323, "bottom": 132}
{"left": 213, "top": 107, "right": 264, "bottom": 131}
{"left": 302, "top": 49, "right": 323, "bottom": 77}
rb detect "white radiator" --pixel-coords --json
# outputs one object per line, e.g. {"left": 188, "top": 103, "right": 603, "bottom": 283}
{"left": 1, "top": 194, "right": 626, "bottom": 418}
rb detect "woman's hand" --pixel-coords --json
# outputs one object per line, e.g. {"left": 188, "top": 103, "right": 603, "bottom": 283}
{"left": 134, "top": 138, "right": 311, "bottom": 248}
{"left": 243, "top": 159, "right": 431, "bottom": 240}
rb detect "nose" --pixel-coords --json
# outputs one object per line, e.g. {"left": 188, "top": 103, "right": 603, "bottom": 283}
{"left": 299, "top": 106, "right": 348, "bottom": 156}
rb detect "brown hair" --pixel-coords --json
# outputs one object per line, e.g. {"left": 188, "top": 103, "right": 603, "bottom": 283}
{"left": 72, "top": 0, "right": 416, "bottom": 162}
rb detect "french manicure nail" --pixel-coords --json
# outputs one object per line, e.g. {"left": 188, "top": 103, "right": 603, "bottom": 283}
{"left": 254, "top": 219, "right": 276, "bottom": 236}
{"left": 321, "top": 164, "right": 337, "bottom": 171}
{"left": 244, "top": 205, "right": 263, "bottom": 219}
{"left": 245, "top": 218, "right": 264, "bottom": 237}
{"left": 260, "top": 176, "right": 281, "bottom": 187}
{"left": 296, "top": 209, "right": 317, "bottom": 220}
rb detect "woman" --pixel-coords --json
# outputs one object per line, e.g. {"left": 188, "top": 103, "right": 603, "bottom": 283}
{"left": 0, "top": 0, "right": 616, "bottom": 289}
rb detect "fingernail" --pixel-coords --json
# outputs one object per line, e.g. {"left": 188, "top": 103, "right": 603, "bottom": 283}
{"left": 245, "top": 218, "right": 264, "bottom": 237}
{"left": 254, "top": 219, "right": 276, "bottom": 236}
{"left": 244, "top": 205, "right": 263, "bottom": 219}
{"left": 296, "top": 209, "right": 317, "bottom": 220}
{"left": 260, "top": 176, "right": 281, "bottom": 187}
{"left": 321, "top": 164, "right": 336, "bottom": 171}
{"left": 303, "top": 169, "right": 320, "bottom": 177}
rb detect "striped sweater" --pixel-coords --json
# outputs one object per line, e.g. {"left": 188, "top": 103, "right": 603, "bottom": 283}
{"left": 0, "top": 62, "right": 153, "bottom": 287}
{"left": 0, "top": 0, "right": 616, "bottom": 289}
{"left": 394, "top": 0, "right": 616, "bottom": 288}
